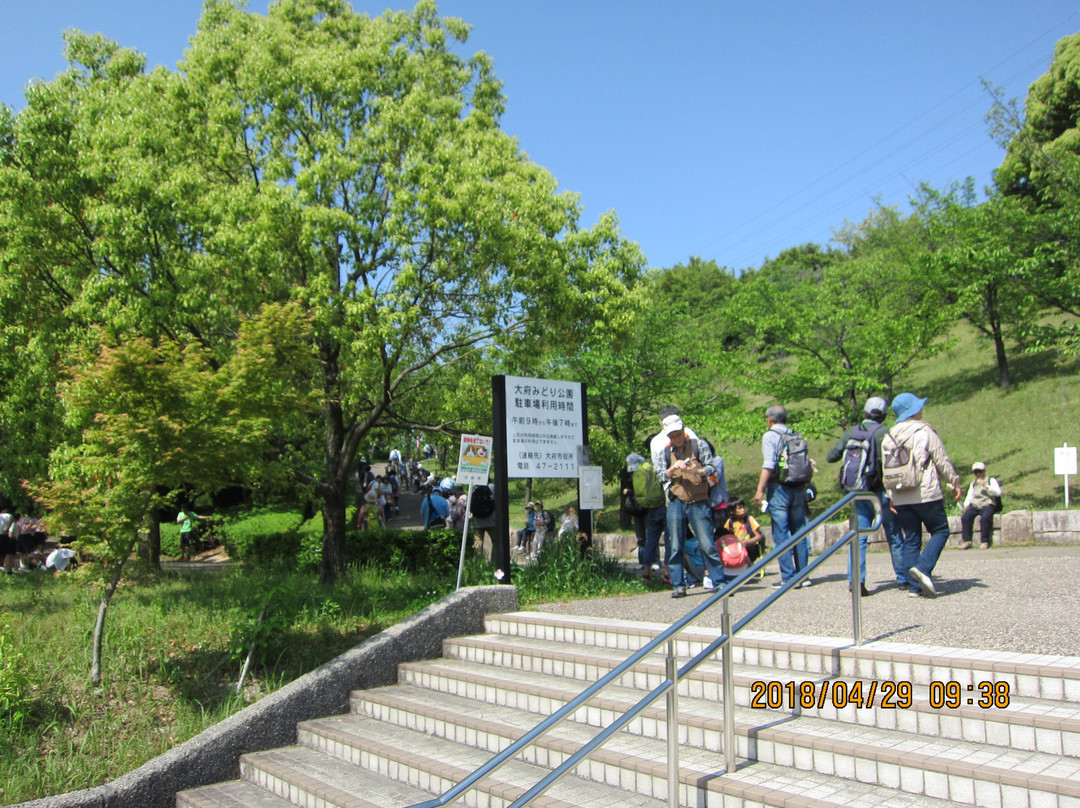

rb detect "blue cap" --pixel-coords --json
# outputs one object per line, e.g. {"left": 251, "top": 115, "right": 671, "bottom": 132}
{"left": 891, "top": 392, "right": 927, "bottom": 423}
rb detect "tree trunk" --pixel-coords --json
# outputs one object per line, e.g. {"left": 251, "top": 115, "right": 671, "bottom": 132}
{"left": 987, "top": 285, "right": 1011, "bottom": 389}
{"left": 90, "top": 557, "right": 127, "bottom": 686}
{"left": 318, "top": 338, "right": 349, "bottom": 585}
{"left": 319, "top": 484, "right": 347, "bottom": 585}
{"left": 992, "top": 324, "right": 1011, "bottom": 389}
{"left": 137, "top": 496, "right": 162, "bottom": 566}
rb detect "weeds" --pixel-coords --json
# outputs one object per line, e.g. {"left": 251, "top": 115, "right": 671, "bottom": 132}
{"left": 0, "top": 535, "right": 637, "bottom": 804}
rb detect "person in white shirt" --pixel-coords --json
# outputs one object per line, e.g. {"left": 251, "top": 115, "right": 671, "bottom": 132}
{"left": 959, "top": 462, "right": 1002, "bottom": 549}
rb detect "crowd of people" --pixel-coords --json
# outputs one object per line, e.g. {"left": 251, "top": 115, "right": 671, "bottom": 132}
{"left": 0, "top": 506, "right": 76, "bottom": 574}
{"left": 619, "top": 394, "right": 997, "bottom": 600}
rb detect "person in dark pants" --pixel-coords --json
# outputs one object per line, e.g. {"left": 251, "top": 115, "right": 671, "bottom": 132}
{"left": 754, "top": 405, "right": 811, "bottom": 589}
{"left": 825, "top": 396, "right": 901, "bottom": 596}
{"left": 885, "top": 393, "right": 962, "bottom": 598}
{"left": 959, "top": 462, "right": 1002, "bottom": 549}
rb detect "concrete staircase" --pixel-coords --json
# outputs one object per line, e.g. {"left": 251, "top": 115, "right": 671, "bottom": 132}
{"left": 178, "top": 610, "right": 1080, "bottom": 808}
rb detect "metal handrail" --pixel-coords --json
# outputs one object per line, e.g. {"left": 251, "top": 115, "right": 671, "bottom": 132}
{"left": 407, "top": 491, "right": 883, "bottom": 808}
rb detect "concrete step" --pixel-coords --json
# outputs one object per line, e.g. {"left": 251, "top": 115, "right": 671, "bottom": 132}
{"left": 300, "top": 709, "right": 959, "bottom": 808}
{"left": 441, "top": 632, "right": 1080, "bottom": 757}
{"left": 384, "top": 662, "right": 1080, "bottom": 807}
{"left": 291, "top": 716, "right": 668, "bottom": 807}
{"left": 485, "top": 611, "right": 1080, "bottom": 702}
{"left": 177, "top": 609, "right": 1080, "bottom": 808}
{"left": 177, "top": 779, "right": 299, "bottom": 808}
{"left": 179, "top": 746, "right": 438, "bottom": 808}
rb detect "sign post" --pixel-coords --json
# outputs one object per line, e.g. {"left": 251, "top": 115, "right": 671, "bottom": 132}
{"left": 1055, "top": 443, "right": 1077, "bottom": 508}
{"left": 455, "top": 434, "right": 493, "bottom": 590}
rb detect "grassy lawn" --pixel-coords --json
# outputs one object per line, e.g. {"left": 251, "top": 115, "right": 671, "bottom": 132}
{"left": 0, "top": 515, "right": 644, "bottom": 804}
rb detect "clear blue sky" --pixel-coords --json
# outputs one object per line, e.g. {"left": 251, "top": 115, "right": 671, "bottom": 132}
{"left": 3, "top": 1, "right": 1079, "bottom": 271}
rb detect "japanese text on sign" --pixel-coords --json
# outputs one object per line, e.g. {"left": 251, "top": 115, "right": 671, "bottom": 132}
{"left": 504, "top": 375, "right": 584, "bottom": 479}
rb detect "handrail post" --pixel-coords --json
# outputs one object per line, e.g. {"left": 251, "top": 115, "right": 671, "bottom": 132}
{"left": 850, "top": 499, "right": 863, "bottom": 646}
{"left": 722, "top": 596, "right": 736, "bottom": 773}
{"left": 666, "top": 638, "right": 679, "bottom": 808}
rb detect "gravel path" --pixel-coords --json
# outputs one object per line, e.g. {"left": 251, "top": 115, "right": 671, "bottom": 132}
{"left": 532, "top": 544, "right": 1080, "bottom": 657}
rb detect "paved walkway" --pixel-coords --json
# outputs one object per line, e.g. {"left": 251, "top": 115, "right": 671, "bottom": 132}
{"left": 533, "top": 543, "right": 1080, "bottom": 657}
{"left": 160, "top": 473, "right": 1080, "bottom": 658}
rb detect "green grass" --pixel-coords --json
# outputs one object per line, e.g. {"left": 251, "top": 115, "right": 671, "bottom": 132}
{"left": 0, "top": 522, "right": 645, "bottom": 804}
{"left": 713, "top": 323, "right": 1080, "bottom": 524}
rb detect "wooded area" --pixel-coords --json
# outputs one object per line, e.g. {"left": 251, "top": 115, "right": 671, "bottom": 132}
{"left": 3, "top": 1, "right": 1080, "bottom": 591}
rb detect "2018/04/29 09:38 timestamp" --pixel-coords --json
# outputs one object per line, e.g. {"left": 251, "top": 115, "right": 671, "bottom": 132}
{"left": 749, "top": 680, "right": 1012, "bottom": 710}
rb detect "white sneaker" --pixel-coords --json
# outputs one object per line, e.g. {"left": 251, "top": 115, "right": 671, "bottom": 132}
{"left": 799, "top": 579, "right": 813, "bottom": 588}
{"left": 908, "top": 566, "right": 936, "bottom": 596}
{"left": 703, "top": 576, "right": 715, "bottom": 591}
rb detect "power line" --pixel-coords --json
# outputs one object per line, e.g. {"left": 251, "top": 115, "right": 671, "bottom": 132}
{"left": 695, "top": 11, "right": 1080, "bottom": 272}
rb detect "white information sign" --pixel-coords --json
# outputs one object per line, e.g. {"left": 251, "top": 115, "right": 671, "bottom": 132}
{"left": 1055, "top": 444, "right": 1077, "bottom": 476}
{"left": 578, "top": 465, "right": 605, "bottom": 510}
{"left": 456, "top": 434, "right": 493, "bottom": 485}
{"left": 504, "top": 375, "right": 584, "bottom": 478}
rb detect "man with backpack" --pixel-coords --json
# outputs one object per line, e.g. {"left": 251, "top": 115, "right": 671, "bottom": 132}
{"left": 466, "top": 484, "right": 498, "bottom": 558}
{"left": 420, "top": 481, "right": 451, "bottom": 529}
{"left": 826, "top": 396, "right": 899, "bottom": 596}
{"left": 754, "top": 405, "right": 813, "bottom": 589}
{"left": 623, "top": 452, "right": 666, "bottom": 582}
{"left": 656, "top": 413, "right": 726, "bottom": 598}
{"left": 882, "top": 393, "right": 961, "bottom": 598}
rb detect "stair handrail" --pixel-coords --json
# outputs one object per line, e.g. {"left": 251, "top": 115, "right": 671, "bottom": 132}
{"left": 407, "top": 491, "right": 882, "bottom": 808}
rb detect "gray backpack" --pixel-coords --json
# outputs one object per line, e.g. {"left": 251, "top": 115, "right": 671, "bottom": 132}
{"left": 881, "top": 428, "right": 924, "bottom": 493}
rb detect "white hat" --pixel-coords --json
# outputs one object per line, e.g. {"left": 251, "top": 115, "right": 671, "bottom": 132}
{"left": 662, "top": 414, "right": 684, "bottom": 434}
{"left": 864, "top": 396, "right": 887, "bottom": 416}
{"left": 972, "top": 461, "right": 986, "bottom": 472}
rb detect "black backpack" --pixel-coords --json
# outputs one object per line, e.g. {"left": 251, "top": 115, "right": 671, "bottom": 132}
{"left": 470, "top": 486, "right": 495, "bottom": 519}
{"left": 776, "top": 431, "right": 813, "bottom": 486}
{"left": 838, "top": 422, "right": 884, "bottom": 492}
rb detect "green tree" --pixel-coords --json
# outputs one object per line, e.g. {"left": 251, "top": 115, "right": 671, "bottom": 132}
{"left": 176, "top": 0, "right": 642, "bottom": 582}
{"left": 31, "top": 304, "right": 314, "bottom": 684}
{"left": 732, "top": 214, "right": 952, "bottom": 422}
{"left": 994, "top": 33, "right": 1080, "bottom": 203}
{"left": 919, "top": 183, "right": 1045, "bottom": 388}
{"left": 3, "top": 2, "right": 642, "bottom": 583}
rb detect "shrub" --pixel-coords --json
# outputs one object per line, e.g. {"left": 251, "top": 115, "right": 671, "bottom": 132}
{"left": 294, "top": 527, "right": 471, "bottom": 574}
{"left": 220, "top": 510, "right": 306, "bottom": 564}
{"left": 0, "top": 628, "right": 29, "bottom": 731}
{"left": 512, "top": 534, "right": 631, "bottom": 603}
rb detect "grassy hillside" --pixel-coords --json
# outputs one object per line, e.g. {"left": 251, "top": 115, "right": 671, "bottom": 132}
{"left": 506, "top": 322, "right": 1080, "bottom": 532}
{"left": 720, "top": 323, "right": 1080, "bottom": 518}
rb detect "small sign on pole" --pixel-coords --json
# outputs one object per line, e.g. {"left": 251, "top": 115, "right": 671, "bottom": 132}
{"left": 1055, "top": 443, "right": 1077, "bottom": 508}
{"left": 455, "top": 435, "right": 493, "bottom": 590}
{"left": 456, "top": 434, "right": 493, "bottom": 486}
{"left": 578, "top": 465, "right": 605, "bottom": 511}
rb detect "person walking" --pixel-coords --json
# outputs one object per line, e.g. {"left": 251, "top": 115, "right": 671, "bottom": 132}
{"left": 753, "top": 405, "right": 812, "bottom": 589}
{"left": 884, "top": 393, "right": 962, "bottom": 598}
{"left": 825, "top": 396, "right": 901, "bottom": 595}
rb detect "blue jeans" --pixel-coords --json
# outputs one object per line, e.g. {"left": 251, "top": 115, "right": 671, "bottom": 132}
{"left": 896, "top": 499, "right": 950, "bottom": 593}
{"left": 666, "top": 498, "right": 724, "bottom": 588}
{"left": 847, "top": 492, "right": 900, "bottom": 584}
{"left": 640, "top": 506, "right": 666, "bottom": 568}
{"left": 767, "top": 481, "right": 809, "bottom": 582}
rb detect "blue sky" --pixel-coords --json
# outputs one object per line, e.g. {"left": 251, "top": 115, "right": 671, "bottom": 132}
{"left": 3, "top": 1, "right": 1079, "bottom": 271}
